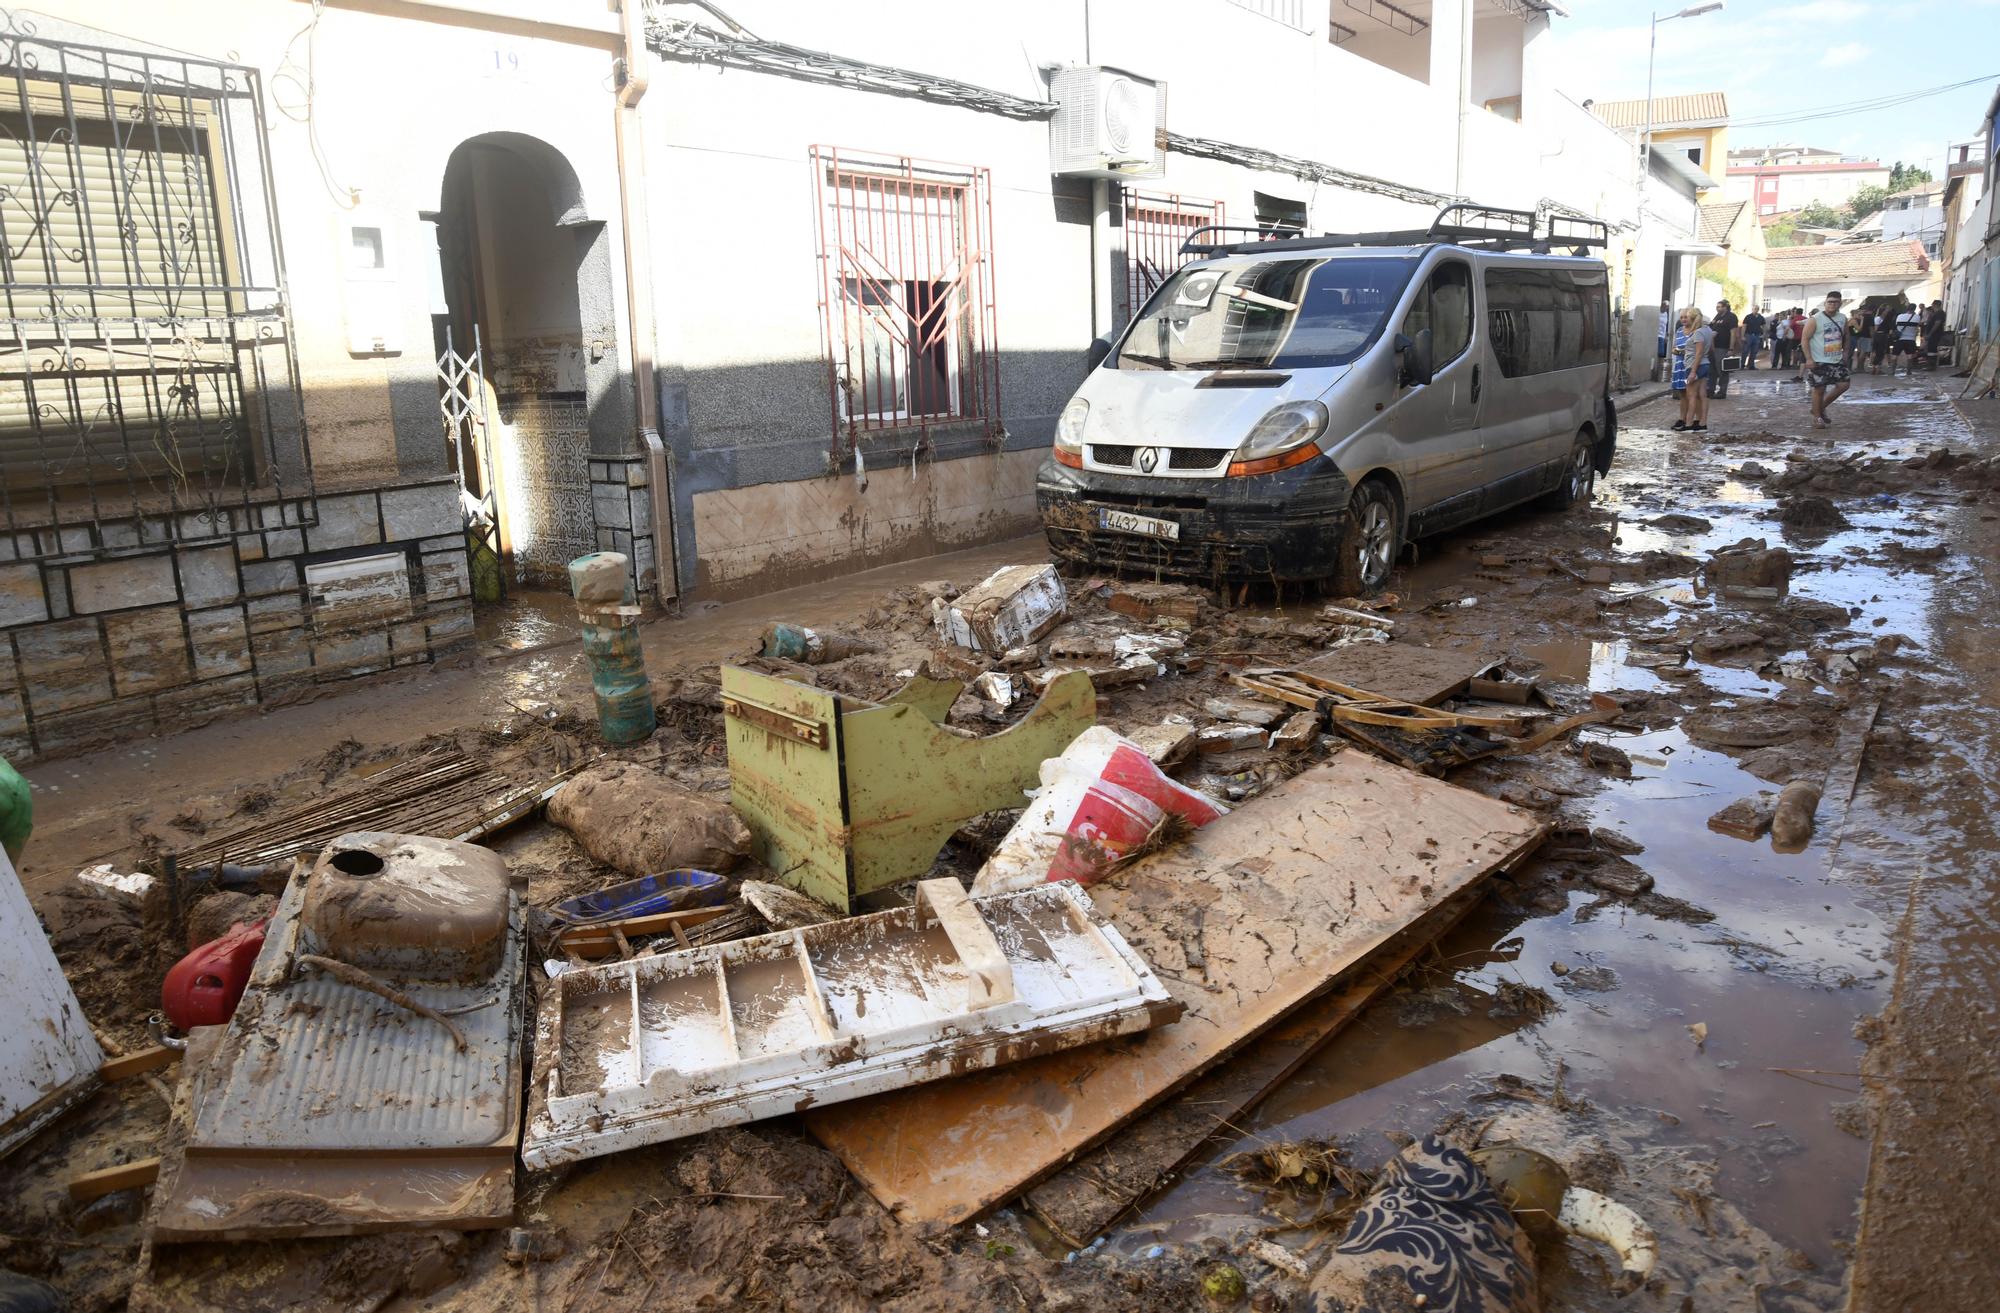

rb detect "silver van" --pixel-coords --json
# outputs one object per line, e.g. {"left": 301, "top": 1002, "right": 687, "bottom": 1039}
{"left": 1038, "top": 205, "right": 1616, "bottom": 594}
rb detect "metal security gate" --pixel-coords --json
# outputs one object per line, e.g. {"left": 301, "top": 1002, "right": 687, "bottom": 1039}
{"left": 1126, "top": 191, "right": 1225, "bottom": 319}
{"left": 437, "top": 325, "right": 502, "bottom": 603}
{"left": 0, "top": 21, "right": 312, "bottom": 554}
{"left": 810, "top": 147, "right": 1001, "bottom": 458}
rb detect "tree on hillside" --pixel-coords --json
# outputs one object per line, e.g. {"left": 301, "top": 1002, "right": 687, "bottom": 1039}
{"left": 1849, "top": 184, "right": 1891, "bottom": 223}
{"left": 1765, "top": 218, "right": 1798, "bottom": 248}
{"left": 1795, "top": 201, "right": 1846, "bottom": 229}
{"left": 1888, "top": 161, "right": 1933, "bottom": 192}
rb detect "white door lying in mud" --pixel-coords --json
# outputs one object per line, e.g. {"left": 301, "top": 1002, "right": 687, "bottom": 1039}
{"left": 523, "top": 879, "right": 1178, "bottom": 1169}
{"left": 0, "top": 849, "right": 104, "bottom": 1158}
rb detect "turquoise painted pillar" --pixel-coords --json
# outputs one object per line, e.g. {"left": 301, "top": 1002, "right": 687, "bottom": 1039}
{"left": 568, "top": 552, "right": 656, "bottom": 745}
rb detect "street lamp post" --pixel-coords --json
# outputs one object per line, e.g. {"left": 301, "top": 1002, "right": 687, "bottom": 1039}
{"left": 1640, "top": 3, "right": 1725, "bottom": 187}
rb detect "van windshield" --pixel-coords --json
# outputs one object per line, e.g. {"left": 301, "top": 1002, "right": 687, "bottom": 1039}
{"left": 1117, "top": 255, "right": 1417, "bottom": 371}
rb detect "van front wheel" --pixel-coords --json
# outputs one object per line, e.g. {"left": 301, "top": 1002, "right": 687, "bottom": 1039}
{"left": 1332, "top": 480, "right": 1399, "bottom": 596}
{"left": 1539, "top": 432, "right": 1596, "bottom": 512}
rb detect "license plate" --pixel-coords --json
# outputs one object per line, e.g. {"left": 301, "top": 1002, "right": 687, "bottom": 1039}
{"left": 1098, "top": 508, "right": 1180, "bottom": 541}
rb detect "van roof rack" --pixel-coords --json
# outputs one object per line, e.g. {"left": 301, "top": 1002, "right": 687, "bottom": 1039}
{"left": 1178, "top": 202, "right": 1609, "bottom": 258}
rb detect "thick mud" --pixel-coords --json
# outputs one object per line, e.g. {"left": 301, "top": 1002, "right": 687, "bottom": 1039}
{"left": 5, "top": 370, "right": 1996, "bottom": 1310}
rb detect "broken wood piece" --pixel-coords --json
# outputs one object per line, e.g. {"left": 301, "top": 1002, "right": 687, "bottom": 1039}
{"left": 1504, "top": 694, "right": 1622, "bottom": 753}
{"left": 804, "top": 754, "right": 1547, "bottom": 1226}
{"left": 68, "top": 1157, "right": 160, "bottom": 1204}
{"left": 555, "top": 906, "right": 732, "bottom": 959}
{"left": 99, "top": 1046, "right": 180, "bottom": 1082}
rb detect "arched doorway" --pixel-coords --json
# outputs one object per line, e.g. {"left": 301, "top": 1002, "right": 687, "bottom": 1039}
{"left": 433, "top": 132, "right": 624, "bottom": 593}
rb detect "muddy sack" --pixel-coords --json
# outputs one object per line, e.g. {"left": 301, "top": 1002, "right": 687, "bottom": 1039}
{"left": 547, "top": 762, "right": 753, "bottom": 876}
{"left": 1308, "top": 1136, "right": 1537, "bottom": 1313}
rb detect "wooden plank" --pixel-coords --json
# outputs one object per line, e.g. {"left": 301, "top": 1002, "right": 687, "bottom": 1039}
{"left": 1021, "top": 885, "right": 1486, "bottom": 1248}
{"left": 802, "top": 753, "right": 1545, "bottom": 1225}
{"left": 555, "top": 906, "right": 731, "bottom": 959}
{"left": 1297, "top": 643, "right": 1498, "bottom": 707}
{"left": 69, "top": 1156, "right": 160, "bottom": 1204}
{"left": 100, "top": 1046, "right": 181, "bottom": 1082}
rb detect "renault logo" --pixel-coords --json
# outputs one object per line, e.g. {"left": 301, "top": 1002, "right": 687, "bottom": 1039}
{"left": 1137, "top": 446, "right": 1161, "bottom": 474}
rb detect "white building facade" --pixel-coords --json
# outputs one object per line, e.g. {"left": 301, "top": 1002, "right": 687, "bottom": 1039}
{"left": 6, "top": 0, "right": 1650, "bottom": 756}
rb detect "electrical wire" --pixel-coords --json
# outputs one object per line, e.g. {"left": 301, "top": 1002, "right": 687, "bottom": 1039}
{"left": 270, "top": 0, "right": 358, "bottom": 209}
{"left": 1725, "top": 73, "right": 1997, "bottom": 132}
{"left": 643, "top": 17, "right": 1458, "bottom": 209}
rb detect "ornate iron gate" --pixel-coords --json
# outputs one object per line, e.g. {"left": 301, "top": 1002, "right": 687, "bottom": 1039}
{"left": 1125, "top": 191, "right": 1225, "bottom": 319}
{"left": 437, "top": 324, "right": 502, "bottom": 602}
{"left": 0, "top": 19, "right": 312, "bottom": 555}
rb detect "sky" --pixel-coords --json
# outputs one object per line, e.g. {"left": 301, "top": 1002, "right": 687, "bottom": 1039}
{"left": 1541, "top": 0, "right": 2000, "bottom": 176}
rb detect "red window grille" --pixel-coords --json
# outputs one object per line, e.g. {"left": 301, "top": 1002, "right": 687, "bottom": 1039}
{"left": 1125, "top": 191, "right": 1226, "bottom": 320}
{"left": 810, "top": 147, "right": 1001, "bottom": 452}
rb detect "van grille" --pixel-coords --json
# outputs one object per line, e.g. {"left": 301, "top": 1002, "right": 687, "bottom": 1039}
{"left": 1089, "top": 445, "right": 1229, "bottom": 472}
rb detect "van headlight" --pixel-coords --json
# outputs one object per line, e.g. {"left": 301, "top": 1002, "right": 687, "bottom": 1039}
{"left": 1236, "top": 400, "right": 1329, "bottom": 462}
{"left": 1055, "top": 397, "right": 1089, "bottom": 454}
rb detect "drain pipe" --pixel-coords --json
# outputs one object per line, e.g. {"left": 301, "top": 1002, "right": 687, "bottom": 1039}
{"left": 613, "top": 0, "right": 679, "bottom": 606}
{"left": 1090, "top": 178, "right": 1115, "bottom": 339}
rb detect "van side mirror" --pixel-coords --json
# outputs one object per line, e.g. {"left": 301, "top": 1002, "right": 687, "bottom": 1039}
{"left": 1399, "top": 328, "right": 1434, "bottom": 387}
{"left": 1085, "top": 334, "right": 1114, "bottom": 371}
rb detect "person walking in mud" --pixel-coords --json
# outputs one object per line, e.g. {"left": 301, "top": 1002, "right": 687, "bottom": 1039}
{"left": 1670, "top": 306, "right": 1712, "bottom": 431}
{"left": 1741, "top": 306, "right": 1765, "bottom": 369}
{"left": 1804, "top": 291, "right": 1850, "bottom": 429}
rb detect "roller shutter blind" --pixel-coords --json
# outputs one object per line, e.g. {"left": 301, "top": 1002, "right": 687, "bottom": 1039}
{"left": 0, "top": 97, "right": 242, "bottom": 496}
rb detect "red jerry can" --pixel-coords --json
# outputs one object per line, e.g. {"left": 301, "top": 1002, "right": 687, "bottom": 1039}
{"left": 161, "top": 917, "right": 270, "bottom": 1030}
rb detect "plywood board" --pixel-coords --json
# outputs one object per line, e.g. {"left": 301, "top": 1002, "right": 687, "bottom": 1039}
{"left": 1298, "top": 643, "right": 1499, "bottom": 707}
{"left": 803, "top": 753, "right": 1544, "bottom": 1225}
{"left": 1020, "top": 886, "right": 1484, "bottom": 1248}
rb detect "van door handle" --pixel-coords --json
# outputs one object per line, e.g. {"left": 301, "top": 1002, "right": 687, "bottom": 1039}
{"left": 1471, "top": 364, "right": 1482, "bottom": 403}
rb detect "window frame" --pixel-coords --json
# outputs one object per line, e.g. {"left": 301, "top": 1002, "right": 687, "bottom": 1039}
{"left": 1400, "top": 256, "right": 1475, "bottom": 372}
{"left": 809, "top": 146, "right": 1001, "bottom": 452}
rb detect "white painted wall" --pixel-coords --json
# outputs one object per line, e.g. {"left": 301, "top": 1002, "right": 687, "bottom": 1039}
{"left": 49, "top": 0, "right": 634, "bottom": 484}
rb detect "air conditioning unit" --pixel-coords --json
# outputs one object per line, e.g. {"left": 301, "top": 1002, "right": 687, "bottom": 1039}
{"left": 1048, "top": 66, "right": 1166, "bottom": 179}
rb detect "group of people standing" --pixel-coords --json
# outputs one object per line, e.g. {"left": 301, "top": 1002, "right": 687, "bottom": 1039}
{"left": 1734, "top": 299, "right": 1944, "bottom": 376}
{"left": 1663, "top": 293, "right": 1951, "bottom": 432}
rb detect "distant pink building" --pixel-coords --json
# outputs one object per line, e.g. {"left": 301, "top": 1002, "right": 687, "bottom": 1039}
{"left": 1726, "top": 147, "right": 1890, "bottom": 216}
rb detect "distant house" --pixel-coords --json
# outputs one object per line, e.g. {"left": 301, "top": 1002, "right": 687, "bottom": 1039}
{"left": 1696, "top": 200, "right": 1766, "bottom": 308}
{"left": 1763, "top": 241, "right": 1935, "bottom": 309}
{"left": 1726, "top": 145, "right": 1890, "bottom": 216}
{"left": 1879, "top": 181, "right": 1947, "bottom": 258}
{"left": 1589, "top": 92, "right": 1730, "bottom": 196}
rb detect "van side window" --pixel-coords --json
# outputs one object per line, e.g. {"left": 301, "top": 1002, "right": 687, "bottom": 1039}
{"left": 1487, "top": 269, "right": 1610, "bottom": 376}
{"left": 1401, "top": 260, "right": 1473, "bottom": 367}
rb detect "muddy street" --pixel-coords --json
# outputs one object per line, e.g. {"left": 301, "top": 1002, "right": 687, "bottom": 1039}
{"left": 3, "top": 368, "right": 1998, "bottom": 1312}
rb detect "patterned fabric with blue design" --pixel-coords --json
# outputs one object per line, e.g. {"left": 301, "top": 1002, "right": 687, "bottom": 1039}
{"left": 1306, "top": 1135, "right": 1537, "bottom": 1313}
